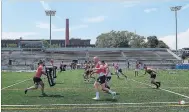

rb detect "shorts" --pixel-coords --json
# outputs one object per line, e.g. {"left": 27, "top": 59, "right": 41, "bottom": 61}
{"left": 97, "top": 75, "right": 106, "bottom": 84}
{"left": 135, "top": 69, "right": 139, "bottom": 71}
{"left": 150, "top": 74, "right": 156, "bottom": 79}
{"left": 106, "top": 76, "right": 111, "bottom": 82}
{"left": 118, "top": 69, "right": 122, "bottom": 73}
{"left": 33, "top": 77, "right": 42, "bottom": 85}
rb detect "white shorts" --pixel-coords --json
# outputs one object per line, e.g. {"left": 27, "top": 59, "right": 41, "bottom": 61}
{"left": 135, "top": 69, "right": 139, "bottom": 71}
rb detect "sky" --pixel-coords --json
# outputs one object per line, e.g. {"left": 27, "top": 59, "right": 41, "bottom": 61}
{"left": 2, "top": 0, "right": 189, "bottom": 49}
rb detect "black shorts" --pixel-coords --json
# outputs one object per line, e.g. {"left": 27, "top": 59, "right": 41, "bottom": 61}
{"left": 150, "top": 74, "right": 156, "bottom": 79}
{"left": 33, "top": 77, "right": 42, "bottom": 84}
{"left": 106, "top": 76, "right": 111, "bottom": 82}
{"left": 118, "top": 69, "right": 122, "bottom": 73}
{"left": 97, "top": 75, "right": 106, "bottom": 84}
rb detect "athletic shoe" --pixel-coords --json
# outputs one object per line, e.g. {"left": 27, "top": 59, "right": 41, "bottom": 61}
{"left": 24, "top": 89, "right": 28, "bottom": 94}
{"left": 92, "top": 97, "right": 99, "bottom": 100}
{"left": 42, "top": 93, "right": 48, "bottom": 96}
{"left": 112, "top": 92, "right": 116, "bottom": 99}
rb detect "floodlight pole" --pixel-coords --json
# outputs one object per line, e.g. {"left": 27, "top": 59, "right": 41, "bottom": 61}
{"left": 45, "top": 10, "right": 56, "bottom": 47}
{"left": 170, "top": 6, "right": 182, "bottom": 51}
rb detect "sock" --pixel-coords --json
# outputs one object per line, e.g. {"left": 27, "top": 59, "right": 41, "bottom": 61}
{"left": 96, "top": 92, "right": 99, "bottom": 98}
{"left": 108, "top": 90, "right": 113, "bottom": 94}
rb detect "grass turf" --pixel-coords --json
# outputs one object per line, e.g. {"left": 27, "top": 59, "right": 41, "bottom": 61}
{"left": 1, "top": 69, "right": 189, "bottom": 112}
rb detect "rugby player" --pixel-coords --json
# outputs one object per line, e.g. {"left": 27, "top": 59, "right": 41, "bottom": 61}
{"left": 113, "top": 63, "right": 127, "bottom": 79}
{"left": 135, "top": 61, "right": 140, "bottom": 77}
{"left": 101, "top": 61, "right": 111, "bottom": 89}
{"left": 83, "top": 61, "right": 95, "bottom": 82}
{"left": 83, "top": 61, "right": 90, "bottom": 81}
{"left": 143, "top": 65, "right": 161, "bottom": 89}
{"left": 92, "top": 57, "right": 116, "bottom": 100}
{"left": 24, "top": 60, "right": 47, "bottom": 96}
{"left": 60, "top": 61, "right": 64, "bottom": 72}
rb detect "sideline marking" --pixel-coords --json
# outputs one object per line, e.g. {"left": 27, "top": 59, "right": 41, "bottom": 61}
{"left": 1, "top": 79, "right": 31, "bottom": 90}
{"left": 2, "top": 102, "right": 188, "bottom": 107}
{"left": 2, "top": 105, "right": 189, "bottom": 110}
{"left": 129, "top": 78, "right": 189, "bottom": 99}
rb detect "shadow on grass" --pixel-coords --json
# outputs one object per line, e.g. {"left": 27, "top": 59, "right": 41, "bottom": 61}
{"left": 28, "top": 94, "right": 64, "bottom": 98}
{"left": 98, "top": 98, "right": 118, "bottom": 102}
{"left": 56, "top": 82, "right": 64, "bottom": 84}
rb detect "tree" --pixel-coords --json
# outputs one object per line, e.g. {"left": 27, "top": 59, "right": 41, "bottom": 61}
{"left": 95, "top": 30, "right": 169, "bottom": 48}
{"left": 42, "top": 40, "right": 50, "bottom": 48}
{"left": 157, "top": 40, "right": 169, "bottom": 48}
{"left": 146, "top": 36, "right": 159, "bottom": 48}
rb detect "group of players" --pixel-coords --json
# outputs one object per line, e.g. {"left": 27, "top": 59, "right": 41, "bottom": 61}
{"left": 24, "top": 57, "right": 161, "bottom": 100}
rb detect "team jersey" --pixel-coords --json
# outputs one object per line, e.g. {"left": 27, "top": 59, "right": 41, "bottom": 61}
{"left": 114, "top": 64, "right": 119, "bottom": 70}
{"left": 50, "top": 60, "right": 54, "bottom": 66}
{"left": 35, "top": 65, "right": 45, "bottom": 78}
{"left": 136, "top": 64, "right": 140, "bottom": 69}
{"left": 95, "top": 62, "right": 101, "bottom": 74}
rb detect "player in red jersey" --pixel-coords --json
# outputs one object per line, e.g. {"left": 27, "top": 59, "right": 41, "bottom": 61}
{"left": 102, "top": 61, "right": 111, "bottom": 89}
{"left": 24, "top": 60, "right": 47, "bottom": 96}
{"left": 50, "top": 59, "right": 54, "bottom": 66}
{"left": 135, "top": 61, "right": 140, "bottom": 77}
{"left": 113, "top": 63, "right": 127, "bottom": 79}
{"left": 92, "top": 57, "right": 117, "bottom": 100}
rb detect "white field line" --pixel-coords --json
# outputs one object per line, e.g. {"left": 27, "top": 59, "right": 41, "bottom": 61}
{"left": 129, "top": 78, "right": 189, "bottom": 99}
{"left": 1, "top": 102, "right": 186, "bottom": 107}
{"left": 1, "top": 79, "right": 31, "bottom": 90}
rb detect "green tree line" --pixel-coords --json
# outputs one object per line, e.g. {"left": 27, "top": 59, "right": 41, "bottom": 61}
{"left": 95, "top": 30, "right": 169, "bottom": 48}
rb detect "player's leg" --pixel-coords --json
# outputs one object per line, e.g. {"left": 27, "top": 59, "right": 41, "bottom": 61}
{"left": 100, "top": 76, "right": 116, "bottom": 99}
{"left": 38, "top": 81, "right": 47, "bottom": 96}
{"left": 115, "top": 70, "right": 120, "bottom": 78}
{"left": 93, "top": 81, "right": 100, "bottom": 100}
{"left": 119, "top": 69, "right": 127, "bottom": 78}
{"left": 105, "top": 76, "right": 111, "bottom": 89}
{"left": 25, "top": 77, "right": 39, "bottom": 94}
{"left": 150, "top": 75, "right": 159, "bottom": 89}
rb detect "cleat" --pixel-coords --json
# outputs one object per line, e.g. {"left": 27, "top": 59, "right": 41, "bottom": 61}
{"left": 92, "top": 97, "right": 99, "bottom": 100}
{"left": 112, "top": 92, "right": 116, "bottom": 99}
{"left": 42, "top": 93, "right": 48, "bottom": 96}
{"left": 24, "top": 89, "right": 28, "bottom": 94}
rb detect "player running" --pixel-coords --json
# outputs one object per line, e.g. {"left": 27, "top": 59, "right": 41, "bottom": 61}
{"left": 101, "top": 61, "right": 111, "bottom": 89}
{"left": 143, "top": 65, "right": 161, "bottom": 89}
{"left": 92, "top": 57, "right": 117, "bottom": 100}
{"left": 24, "top": 60, "right": 47, "bottom": 96}
{"left": 135, "top": 61, "right": 140, "bottom": 77}
{"left": 113, "top": 63, "right": 127, "bottom": 79}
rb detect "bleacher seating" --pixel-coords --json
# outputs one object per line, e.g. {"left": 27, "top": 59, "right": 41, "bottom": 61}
{"left": 1, "top": 48, "right": 182, "bottom": 70}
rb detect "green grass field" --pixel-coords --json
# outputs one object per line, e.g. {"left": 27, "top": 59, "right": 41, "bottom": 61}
{"left": 1, "top": 69, "right": 189, "bottom": 112}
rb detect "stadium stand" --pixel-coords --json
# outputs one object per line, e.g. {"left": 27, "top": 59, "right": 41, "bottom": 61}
{"left": 1, "top": 47, "right": 182, "bottom": 70}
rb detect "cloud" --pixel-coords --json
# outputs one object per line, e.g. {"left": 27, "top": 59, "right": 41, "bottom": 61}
{"left": 36, "top": 22, "right": 57, "bottom": 29}
{"left": 83, "top": 16, "right": 105, "bottom": 23}
{"left": 159, "top": 28, "right": 189, "bottom": 50}
{"left": 144, "top": 8, "right": 157, "bottom": 13}
{"left": 40, "top": 1, "right": 64, "bottom": 21}
{"left": 36, "top": 21, "right": 88, "bottom": 32}
{"left": 40, "top": 1, "right": 51, "bottom": 10}
{"left": 182, "top": 4, "right": 189, "bottom": 10}
{"left": 70, "top": 24, "right": 88, "bottom": 30}
{"left": 123, "top": 1, "right": 140, "bottom": 8}
{"left": 2, "top": 32, "right": 38, "bottom": 39}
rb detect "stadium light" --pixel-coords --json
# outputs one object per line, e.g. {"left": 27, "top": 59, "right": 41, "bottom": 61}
{"left": 45, "top": 10, "right": 56, "bottom": 46}
{"left": 170, "top": 6, "right": 182, "bottom": 51}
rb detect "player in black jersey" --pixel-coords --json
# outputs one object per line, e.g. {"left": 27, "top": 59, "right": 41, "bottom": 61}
{"left": 143, "top": 66, "right": 161, "bottom": 89}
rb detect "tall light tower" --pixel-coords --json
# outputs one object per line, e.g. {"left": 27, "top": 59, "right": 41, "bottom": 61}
{"left": 170, "top": 6, "right": 182, "bottom": 51}
{"left": 45, "top": 10, "right": 56, "bottom": 46}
